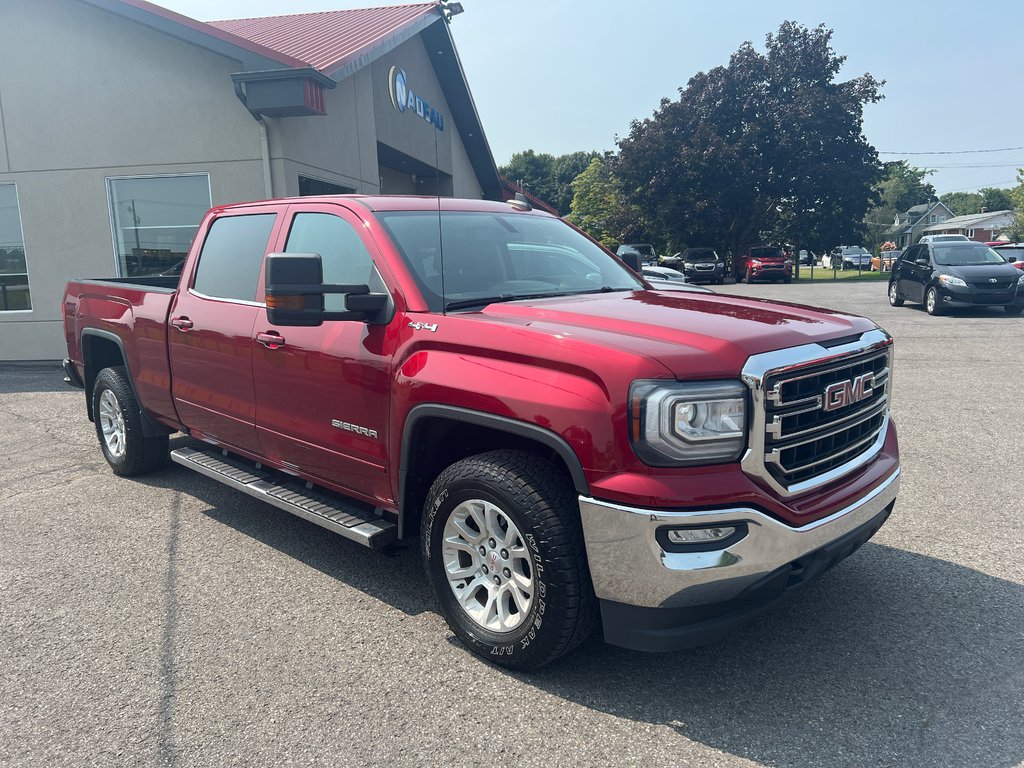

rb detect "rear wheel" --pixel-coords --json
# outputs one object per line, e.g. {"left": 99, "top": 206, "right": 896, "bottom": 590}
{"left": 925, "top": 286, "right": 943, "bottom": 316}
{"left": 92, "top": 366, "right": 168, "bottom": 476}
{"left": 422, "top": 450, "right": 596, "bottom": 670}
{"left": 888, "top": 282, "right": 904, "bottom": 307}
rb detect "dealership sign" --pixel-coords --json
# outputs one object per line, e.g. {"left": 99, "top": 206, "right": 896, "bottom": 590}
{"left": 388, "top": 66, "right": 444, "bottom": 131}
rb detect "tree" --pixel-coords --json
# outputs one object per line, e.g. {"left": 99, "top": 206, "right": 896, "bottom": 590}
{"left": 940, "top": 188, "right": 1013, "bottom": 216}
{"left": 499, "top": 149, "right": 600, "bottom": 215}
{"left": 499, "top": 149, "right": 555, "bottom": 202}
{"left": 939, "top": 191, "right": 981, "bottom": 217}
{"left": 1007, "top": 170, "right": 1024, "bottom": 241}
{"left": 616, "top": 22, "right": 883, "bottom": 258}
{"left": 863, "top": 161, "right": 935, "bottom": 249}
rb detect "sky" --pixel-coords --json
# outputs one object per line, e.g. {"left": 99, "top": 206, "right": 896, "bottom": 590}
{"left": 160, "top": 0, "right": 1024, "bottom": 197}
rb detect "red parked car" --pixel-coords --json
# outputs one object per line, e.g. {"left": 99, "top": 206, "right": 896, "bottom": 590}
{"left": 735, "top": 245, "right": 793, "bottom": 283}
{"left": 62, "top": 196, "right": 899, "bottom": 668}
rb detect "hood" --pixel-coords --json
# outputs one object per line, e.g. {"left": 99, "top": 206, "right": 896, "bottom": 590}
{"left": 472, "top": 290, "right": 878, "bottom": 379}
{"left": 942, "top": 263, "right": 1021, "bottom": 281}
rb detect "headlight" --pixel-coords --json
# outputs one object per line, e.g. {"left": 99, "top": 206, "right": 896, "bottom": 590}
{"left": 1017, "top": 273, "right": 1024, "bottom": 285}
{"left": 939, "top": 275, "right": 967, "bottom": 287}
{"left": 629, "top": 380, "right": 746, "bottom": 466}
{"left": 783, "top": 259, "right": 792, "bottom": 266}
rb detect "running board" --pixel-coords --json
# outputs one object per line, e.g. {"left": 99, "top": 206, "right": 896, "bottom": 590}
{"left": 170, "top": 446, "right": 397, "bottom": 549}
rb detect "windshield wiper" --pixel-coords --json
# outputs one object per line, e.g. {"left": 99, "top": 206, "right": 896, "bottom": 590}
{"left": 444, "top": 286, "right": 629, "bottom": 311}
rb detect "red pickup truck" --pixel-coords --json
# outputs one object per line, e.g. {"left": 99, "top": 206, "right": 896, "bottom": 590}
{"left": 63, "top": 195, "right": 900, "bottom": 669}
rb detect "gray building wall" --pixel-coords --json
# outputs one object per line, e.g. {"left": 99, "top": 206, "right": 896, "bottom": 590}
{"left": 0, "top": 0, "right": 266, "bottom": 361}
{"left": 0, "top": 1, "right": 489, "bottom": 361}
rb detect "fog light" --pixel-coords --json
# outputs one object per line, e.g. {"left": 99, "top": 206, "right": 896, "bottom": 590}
{"left": 657, "top": 522, "right": 748, "bottom": 552}
{"left": 667, "top": 527, "right": 736, "bottom": 544}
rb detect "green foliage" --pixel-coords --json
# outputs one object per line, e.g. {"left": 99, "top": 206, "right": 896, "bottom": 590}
{"left": 499, "top": 149, "right": 600, "bottom": 215}
{"left": 1008, "top": 170, "right": 1024, "bottom": 241}
{"left": 566, "top": 158, "right": 628, "bottom": 249}
{"left": 615, "top": 21, "right": 883, "bottom": 257}
{"left": 863, "top": 161, "right": 935, "bottom": 249}
{"left": 940, "top": 187, "right": 1014, "bottom": 216}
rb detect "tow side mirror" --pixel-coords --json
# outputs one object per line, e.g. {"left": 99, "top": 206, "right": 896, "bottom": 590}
{"left": 265, "top": 253, "right": 391, "bottom": 327}
{"left": 619, "top": 252, "right": 642, "bottom": 273}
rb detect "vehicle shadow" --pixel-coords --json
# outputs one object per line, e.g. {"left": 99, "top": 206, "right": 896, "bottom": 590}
{"left": 0, "top": 364, "right": 68, "bottom": 393}
{"left": 528, "top": 543, "right": 1024, "bottom": 768}
{"left": 137, "top": 441, "right": 433, "bottom": 617}
{"left": 139, "top": 450, "right": 1023, "bottom": 767}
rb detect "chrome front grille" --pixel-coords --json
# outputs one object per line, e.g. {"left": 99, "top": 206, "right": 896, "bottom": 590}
{"left": 741, "top": 331, "right": 893, "bottom": 497}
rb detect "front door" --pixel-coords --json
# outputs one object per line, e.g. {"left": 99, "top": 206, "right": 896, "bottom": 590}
{"left": 168, "top": 209, "right": 280, "bottom": 451}
{"left": 252, "top": 203, "right": 397, "bottom": 504}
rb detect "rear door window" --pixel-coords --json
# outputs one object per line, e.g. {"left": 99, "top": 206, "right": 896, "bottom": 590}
{"left": 192, "top": 214, "right": 276, "bottom": 302}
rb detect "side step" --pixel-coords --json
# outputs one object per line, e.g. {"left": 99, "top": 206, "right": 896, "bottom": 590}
{"left": 170, "top": 446, "right": 397, "bottom": 549}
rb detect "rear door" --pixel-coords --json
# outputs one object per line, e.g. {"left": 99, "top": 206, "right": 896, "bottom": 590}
{"left": 252, "top": 203, "right": 397, "bottom": 502}
{"left": 168, "top": 207, "right": 282, "bottom": 451}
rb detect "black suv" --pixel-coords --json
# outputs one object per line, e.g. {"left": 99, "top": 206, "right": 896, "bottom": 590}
{"left": 680, "top": 247, "right": 725, "bottom": 284}
{"left": 888, "top": 241, "right": 1024, "bottom": 316}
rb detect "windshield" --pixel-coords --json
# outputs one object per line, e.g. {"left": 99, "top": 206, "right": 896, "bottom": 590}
{"left": 750, "top": 247, "right": 782, "bottom": 259}
{"left": 933, "top": 244, "right": 1007, "bottom": 266}
{"left": 841, "top": 247, "right": 870, "bottom": 255}
{"left": 685, "top": 249, "right": 719, "bottom": 262}
{"left": 377, "top": 211, "right": 644, "bottom": 311}
{"left": 627, "top": 244, "right": 656, "bottom": 257}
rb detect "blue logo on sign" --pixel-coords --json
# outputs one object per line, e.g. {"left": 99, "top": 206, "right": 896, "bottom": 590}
{"left": 388, "top": 65, "right": 444, "bottom": 131}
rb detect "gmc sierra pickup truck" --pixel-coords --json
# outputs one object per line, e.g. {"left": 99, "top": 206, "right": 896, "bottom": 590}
{"left": 63, "top": 195, "right": 900, "bottom": 669}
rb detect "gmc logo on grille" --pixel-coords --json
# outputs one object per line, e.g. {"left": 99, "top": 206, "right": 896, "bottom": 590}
{"left": 823, "top": 373, "right": 874, "bottom": 412}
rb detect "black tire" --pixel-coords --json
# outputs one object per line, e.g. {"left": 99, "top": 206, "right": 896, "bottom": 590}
{"left": 422, "top": 449, "right": 597, "bottom": 670}
{"left": 888, "top": 281, "right": 904, "bottom": 307}
{"left": 716, "top": 278, "right": 724, "bottom": 285}
{"left": 925, "top": 286, "right": 943, "bottom": 316}
{"left": 92, "top": 366, "right": 168, "bottom": 476}
{"left": 1005, "top": 305, "right": 1023, "bottom": 316}
{"left": 783, "top": 277, "right": 791, "bottom": 284}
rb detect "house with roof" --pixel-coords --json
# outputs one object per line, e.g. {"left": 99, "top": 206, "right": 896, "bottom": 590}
{"left": 885, "top": 200, "right": 956, "bottom": 249}
{"left": 0, "top": 0, "right": 501, "bottom": 360}
{"left": 920, "top": 209, "right": 1016, "bottom": 242}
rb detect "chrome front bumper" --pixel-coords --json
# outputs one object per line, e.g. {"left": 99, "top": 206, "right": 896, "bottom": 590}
{"left": 579, "top": 469, "right": 900, "bottom": 610}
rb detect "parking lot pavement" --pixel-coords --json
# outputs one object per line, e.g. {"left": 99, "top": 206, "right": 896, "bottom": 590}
{"left": 2, "top": 282, "right": 1022, "bottom": 768}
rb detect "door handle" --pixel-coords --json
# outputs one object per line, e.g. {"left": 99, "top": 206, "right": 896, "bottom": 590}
{"left": 170, "top": 316, "right": 193, "bottom": 332}
{"left": 256, "top": 331, "right": 286, "bottom": 350}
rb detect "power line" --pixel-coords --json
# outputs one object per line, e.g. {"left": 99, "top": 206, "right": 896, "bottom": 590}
{"left": 880, "top": 145, "right": 1024, "bottom": 156}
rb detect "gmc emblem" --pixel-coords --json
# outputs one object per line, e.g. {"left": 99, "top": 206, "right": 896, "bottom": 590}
{"left": 823, "top": 373, "right": 874, "bottom": 412}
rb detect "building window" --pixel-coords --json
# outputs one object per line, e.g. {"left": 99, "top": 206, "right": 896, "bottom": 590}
{"left": 0, "top": 183, "right": 31, "bottom": 312}
{"left": 966, "top": 229, "right": 974, "bottom": 238}
{"left": 929, "top": 214, "right": 937, "bottom": 223}
{"left": 937, "top": 215, "right": 946, "bottom": 223}
{"left": 107, "top": 174, "right": 211, "bottom": 277}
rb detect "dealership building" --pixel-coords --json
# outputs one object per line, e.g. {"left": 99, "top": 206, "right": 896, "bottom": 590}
{"left": 0, "top": 0, "right": 501, "bottom": 361}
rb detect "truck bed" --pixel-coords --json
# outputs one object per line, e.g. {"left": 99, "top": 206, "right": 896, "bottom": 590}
{"left": 63, "top": 276, "right": 180, "bottom": 428}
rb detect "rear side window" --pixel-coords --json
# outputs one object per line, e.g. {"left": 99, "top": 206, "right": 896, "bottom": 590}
{"left": 193, "top": 214, "right": 276, "bottom": 302}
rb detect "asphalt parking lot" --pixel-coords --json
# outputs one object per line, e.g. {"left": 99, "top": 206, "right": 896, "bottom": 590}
{"left": 2, "top": 280, "right": 1022, "bottom": 768}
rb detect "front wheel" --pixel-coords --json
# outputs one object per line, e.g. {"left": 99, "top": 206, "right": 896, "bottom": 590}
{"left": 422, "top": 450, "right": 596, "bottom": 670}
{"left": 888, "top": 282, "right": 904, "bottom": 307}
{"left": 925, "top": 286, "right": 943, "bottom": 316}
{"left": 1004, "top": 305, "right": 1023, "bottom": 316}
{"left": 92, "top": 366, "right": 168, "bottom": 476}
